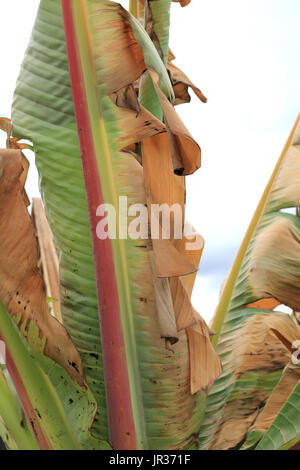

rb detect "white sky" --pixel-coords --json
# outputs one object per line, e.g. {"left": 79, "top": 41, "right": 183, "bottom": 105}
{"left": 0, "top": 0, "right": 299, "bottom": 322}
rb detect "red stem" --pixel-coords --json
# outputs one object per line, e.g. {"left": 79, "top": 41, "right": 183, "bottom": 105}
{"left": 1, "top": 337, "right": 51, "bottom": 450}
{"left": 291, "top": 442, "right": 300, "bottom": 450}
{"left": 61, "top": 0, "right": 138, "bottom": 449}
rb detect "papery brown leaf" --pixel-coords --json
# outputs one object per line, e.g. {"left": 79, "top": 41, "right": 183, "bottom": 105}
{"left": 0, "top": 117, "right": 32, "bottom": 152}
{"left": 249, "top": 362, "right": 300, "bottom": 435}
{"left": 114, "top": 84, "right": 141, "bottom": 114}
{"left": 172, "top": 0, "right": 191, "bottom": 6}
{"left": 247, "top": 298, "right": 281, "bottom": 310}
{"left": 169, "top": 277, "right": 198, "bottom": 330}
{"left": 168, "top": 49, "right": 176, "bottom": 62}
{"left": 152, "top": 239, "right": 198, "bottom": 278}
{"left": 243, "top": 322, "right": 300, "bottom": 438}
{"left": 249, "top": 216, "right": 300, "bottom": 312}
{"left": 121, "top": 146, "right": 142, "bottom": 165}
{"left": 150, "top": 253, "right": 178, "bottom": 344}
{"left": 32, "top": 198, "right": 62, "bottom": 323}
{"left": 176, "top": 233, "right": 204, "bottom": 297}
{"left": 167, "top": 61, "right": 207, "bottom": 105}
{"left": 0, "top": 150, "right": 85, "bottom": 387}
{"left": 168, "top": 275, "right": 222, "bottom": 394}
{"left": 142, "top": 127, "right": 185, "bottom": 218}
{"left": 186, "top": 312, "right": 222, "bottom": 394}
{"left": 0, "top": 117, "right": 30, "bottom": 206}
{"left": 88, "top": 2, "right": 146, "bottom": 95}
{"left": 149, "top": 70, "right": 201, "bottom": 175}
{"left": 142, "top": 132, "right": 199, "bottom": 278}
{"left": 168, "top": 232, "right": 221, "bottom": 395}
{"left": 110, "top": 87, "right": 166, "bottom": 148}
{"left": 209, "top": 313, "right": 299, "bottom": 450}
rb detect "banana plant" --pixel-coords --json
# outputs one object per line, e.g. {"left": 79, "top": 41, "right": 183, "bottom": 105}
{"left": 0, "top": 0, "right": 221, "bottom": 450}
{"left": 0, "top": 0, "right": 299, "bottom": 451}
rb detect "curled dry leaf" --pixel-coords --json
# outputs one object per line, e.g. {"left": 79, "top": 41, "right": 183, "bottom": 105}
{"left": 32, "top": 198, "right": 62, "bottom": 323}
{"left": 208, "top": 313, "right": 300, "bottom": 450}
{"left": 249, "top": 216, "right": 300, "bottom": 312}
{"left": 247, "top": 298, "right": 281, "bottom": 310}
{"left": 0, "top": 150, "right": 85, "bottom": 387}
{"left": 176, "top": 232, "right": 205, "bottom": 297}
{"left": 170, "top": 233, "right": 221, "bottom": 393}
{"left": 87, "top": 0, "right": 173, "bottom": 100}
{"left": 186, "top": 314, "right": 222, "bottom": 394}
{"left": 142, "top": 132, "right": 198, "bottom": 277}
{"left": 149, "top": 69, "right": 201, "bottom": 175}
{"left": 88, "top": 1, "right": 146, "bottom": 95}
{"left": 0, "top": 117, "right": 30, "bottom": 207}
{"left": 149, "top": 253, "right": 178, "bottom": 345}
{"left": 140, "top": 123, "right": 217, "bottom": 394}
{"left": 152, "top": 238, "right": 198, "bottom": 278}
{"left": 169, "top": 277, "right": 198, "bottom": 330}
{"left": 167, "top": 61, "right": 207, "bottom": 105}
{"left": 142, "top": 132, "right": 185, "bottom": 216}
{"left": 110, "top": 86, "right": 166, "bottom": 148}
{"left": 247, "top": 352, "right": 300, "bottom": 438}
{"left": 172, "top": 0, "right": 191, "bottom": 7}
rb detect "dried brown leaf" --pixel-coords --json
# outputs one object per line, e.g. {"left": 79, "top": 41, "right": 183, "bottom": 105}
{"left": 32, "top": 198, "right": 62, "bottom": 323}
{"left": 186, "top": 313, "right": 222, "bottom": 394}
{"left": 142, "top": 132, "right": 185, "bottom": 238}
{"left": 0, "top": 150, "right": 85, "bottom": 386}
{"left": 209, "top": 313, "right": 300, "bottom": 449}
{"left": 172, "top": 0, "right": 191, "bottom": 7}
{"left": 88, "top": 2, "right": 146, "bottom": 95}
{"left": 149, "top": 70, "right": 201, "bottom": 175}
{"left": 249, "top": 216, "right": 300, "bottom": 312}
{"left": 247, "top": 298, "right": 281, "bottom": 310}
{"left": 169, "top": 277, "right": 198, "bottom": 330}
{"left": 176, "top": 233, "right": 204, "bottom": 297}
{"left": 152, "top": 239, "right": 198, "bottom": 278}
{"left": 167, "top": 61, "right": 207, "bottom": 105}
{"left": 110, "top": 88, "right": 165, "bottom": 148}
{"left": 150, "top": 253, "right": 178, "bottom": 344}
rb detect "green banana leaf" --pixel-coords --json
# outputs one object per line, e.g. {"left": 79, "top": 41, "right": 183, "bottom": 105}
{"left": 12, "top": 0, "right": 205, "bottom": 450}
{"left": 256, "top": 379, "right": 300, "bottom": 450}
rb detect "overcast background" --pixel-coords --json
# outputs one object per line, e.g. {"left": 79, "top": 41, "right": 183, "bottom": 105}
{"left": 0, "top": 0, "right": 299, "bottom": 322}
